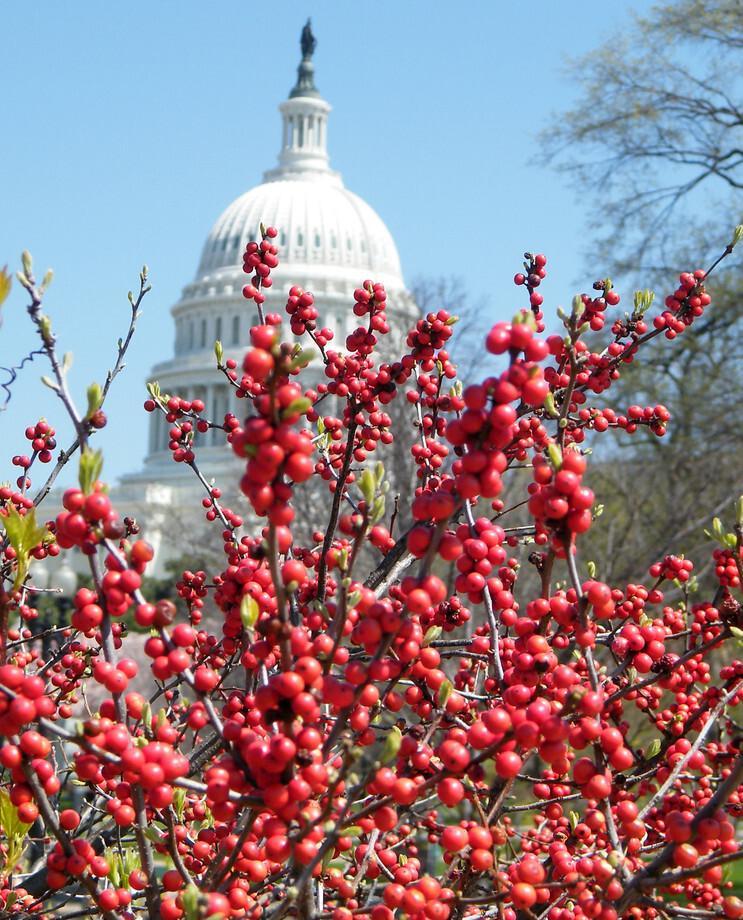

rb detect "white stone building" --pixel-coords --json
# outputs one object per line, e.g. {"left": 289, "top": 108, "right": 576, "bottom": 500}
{"left": 110, "top": 23, "right": 420, "bottom": 576}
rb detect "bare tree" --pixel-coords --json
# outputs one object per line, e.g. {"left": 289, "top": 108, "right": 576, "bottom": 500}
{"left": 539, "top": 0, "right": 743, "bottom": 272}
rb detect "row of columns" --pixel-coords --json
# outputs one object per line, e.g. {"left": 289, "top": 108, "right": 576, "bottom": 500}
{"left": 284, "top": 112, "right": 326, "bottom": 153}
{"left": 176, "top": 313, "right": 243, "bottom": 356}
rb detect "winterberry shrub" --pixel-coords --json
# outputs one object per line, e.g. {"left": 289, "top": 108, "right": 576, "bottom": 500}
{"left": 0, "top": 226, "right": 742, "bottom": 920}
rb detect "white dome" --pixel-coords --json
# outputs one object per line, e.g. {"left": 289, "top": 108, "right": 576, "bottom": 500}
{"left": 197, "top": 179, "right": 403, "bottom": 282}
{"left": 131, "top": 23, "right": 419, "bottom": 487}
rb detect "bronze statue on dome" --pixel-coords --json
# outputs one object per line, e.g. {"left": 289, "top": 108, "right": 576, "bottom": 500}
{"left": 300, "top": 19, "right": 316, "bottom": 60}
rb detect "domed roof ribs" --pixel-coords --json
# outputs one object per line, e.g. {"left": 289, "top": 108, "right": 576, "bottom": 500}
{"left": 289, "top": 20, "right": 320, "bottom": 99}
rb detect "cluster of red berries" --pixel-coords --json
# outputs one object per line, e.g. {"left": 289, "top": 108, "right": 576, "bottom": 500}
{"left": 649, "top": 554, "right": 695, "bottom": 583}
{"left": 611, "top": 621, "right": 670, "bottom": 673}
{"left": 230, "top": 325, "right": 315, "bottom": 523}
{"left": 713, "top": 546, "right": 742, "bottom": 588}
{"left": 4, "top": 234, "right": 743, "bottom": 920}
{"left": 405, "top": 310, "right": 456, "bottom": 360}
{"left": 577, "top": 279, "right": 621, "bottom": 332}
{"left": 13, "top": 419, "right": 56, "bottom": 471}
{"left": 55, "top": 486, "right": 124, "bottom": 552}
{"left": 285, "top": 285, "right": 334, "bottom": 346}
{"left": 241, "top": 227, "right": 279, "bottom": 306}
{"left": 528, "top": 448, "right": 594, "bottom": 545}
{"left": 514, "top": 251, "right": 547, "bottom": 325}
{"left": 654, "top": 269, "right": 711, "bottom": 338}
{"left": 0, "top": 666, "right": 56, "bottom": 736}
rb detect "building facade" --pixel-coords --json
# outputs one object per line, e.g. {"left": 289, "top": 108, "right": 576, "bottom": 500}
{"left": 111, "top": 24, "right": 419, "bottom": 575}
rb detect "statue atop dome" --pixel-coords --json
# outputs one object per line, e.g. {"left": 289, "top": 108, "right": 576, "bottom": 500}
{"left": 290, "top": 19, "right": 320, "bottom": 98}
{"left": 300, "top": 19, "right": 316, "bottom": 60}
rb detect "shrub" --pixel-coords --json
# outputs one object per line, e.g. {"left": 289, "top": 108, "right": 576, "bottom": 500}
{"left": 1, "top": 228, "right": 742, "bottom": 920}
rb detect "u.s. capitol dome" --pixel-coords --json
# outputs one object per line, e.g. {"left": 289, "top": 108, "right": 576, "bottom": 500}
{"left": 113, "top": 22, "right": 419, "bottom": 571}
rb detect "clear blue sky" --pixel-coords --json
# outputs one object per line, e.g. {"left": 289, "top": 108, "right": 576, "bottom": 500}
{"left": 0, "top": 1, "right": 653, "bottom": 484}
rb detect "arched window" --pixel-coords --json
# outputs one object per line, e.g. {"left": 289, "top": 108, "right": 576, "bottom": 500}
{"left": 231, "top": 315, "right": 240, "bottom": 344}
{"left": 215, "top": 316, "right": 222, "bottom": 342}
{"left": 200, "top": 319, "right": 207, "bottom": 348}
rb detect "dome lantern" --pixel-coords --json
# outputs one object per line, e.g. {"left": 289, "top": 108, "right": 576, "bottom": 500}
{"left": 264, "top": 20, "right": 337, "bottom": 184}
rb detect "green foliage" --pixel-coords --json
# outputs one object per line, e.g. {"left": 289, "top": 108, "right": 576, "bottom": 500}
{"left": 241, "top": 594, "right": 260, "bottom": 630}
{"left": 105, "top": 844, "right": 141, "bottom": 889}
{"left": 78, "top": 448, "right": 104, "bottom": 495}
{"left": 2, "top": 504, "right": 47, "bottom": 590}
{"left": 0, "top": 788, "right": 32, "bottom": 876}
{"left": 380, "top": 725, "right": 402, "bottom": 763}
{"left": 86, "top": 381, "right": 103, "bottom": 417}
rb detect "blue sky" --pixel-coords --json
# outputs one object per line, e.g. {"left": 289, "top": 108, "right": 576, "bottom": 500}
{"left": 0, "top": 1, "right": 654, "bottom": 484}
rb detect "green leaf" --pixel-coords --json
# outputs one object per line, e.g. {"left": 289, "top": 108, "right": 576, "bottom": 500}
{"left": 569, "top": 810, "right": 579, "bottom": 830}
{"left": 241, "top": 594, "right": 260, "bottom": 630}
{"left": 423, "top": 626, "right": 442, "bottom": 646}
{"left": 646, "top": 738, "right": 661, "bottom": 759}
{"left": 288, "top": 348, "right": 315, "bottom": 371}
{"left": 38, "top": 315, "right": 53, "bottom": 344}
{"left": 359, "top": 468, "right": 375, "bottom": 505}
{"left": 543, "top": 391, "right": 559, "bottom": 418}
{"left": 2, "top": 505, "right": 48, "bottom": 590}
{"left": 380, "top": 726, "right": 402, "bottom": 764}
{"left": 437, "top": 679, "right": 453, "bottom": 708}
{"left": 214, "top": 340, "right": 224, "bottom": 366}
{"left": 282, "top": 397, "right": 311, "bottom": 419}
{"left": 78, "top": 448, "right": 104, "bottom": 495}
{"left": 0, "top": 788, "right": 33, "bottom": 875}
{"left": 730, "top": 626, "right": 743, "bottom": 639}
{"left": 173, "top": 786, "right": 187, "bottom": 821}
{"left": 547, "top": 442, "right": 563, "bottom": 471}
{"left": 86, "top": 382, "right": 103, "bottom": 417}
{"left": 371, "top": 495, "right": 386, "bottom": 524}
{"left": 632, "top": 289, "right": 655, "bottom": 316}
{"left": 182, "top": 884, "right": 200, "bottom": 920}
